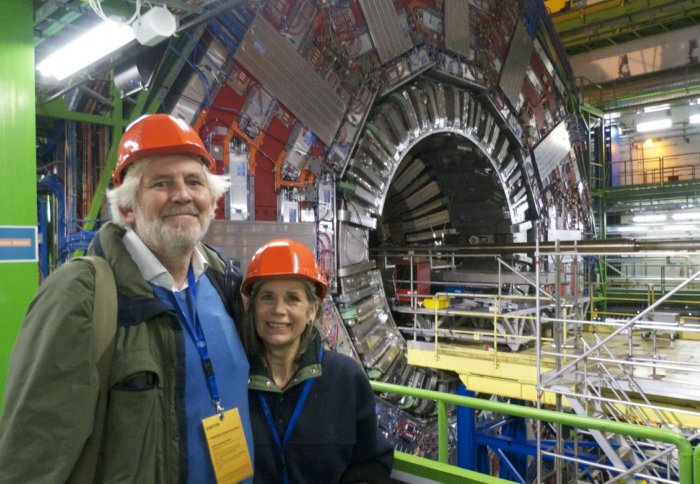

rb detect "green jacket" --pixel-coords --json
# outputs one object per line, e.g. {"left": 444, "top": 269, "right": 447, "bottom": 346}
{"left": 0, "top": 222, "right": 243, "bottom": 483}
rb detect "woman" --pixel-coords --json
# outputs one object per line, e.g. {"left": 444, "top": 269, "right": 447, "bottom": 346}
{"left": 240, "top": 238, "right": 394, "bottom": 484}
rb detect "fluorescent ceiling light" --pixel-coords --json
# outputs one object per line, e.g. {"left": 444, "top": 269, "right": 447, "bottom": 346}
{"left": 672, "top": 211, "right": 700, "bottom": 220}
{"left": 664, "top": 224, "right": 696, "bottom": 231}
{"left": 643, "top": 104, "right": 670, "bottom": 113}
{"left": 636, "top": 118, "right": 671, "bottom": 133}
{"left": 690, "top": 114, "right": 700, "bottom": 125}
{"left": 37, "top": 20, "right": 135, "bottom": 81}
{"left": 610, "top": 225, "right": 645, "bottom": 233}
{"left": 632, "top": 214, "right": 666, "bottom": 223}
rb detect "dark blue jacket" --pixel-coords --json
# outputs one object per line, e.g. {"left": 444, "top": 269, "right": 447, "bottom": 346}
{"left": 248, "top": 334, "right": 394, "bottom": 483}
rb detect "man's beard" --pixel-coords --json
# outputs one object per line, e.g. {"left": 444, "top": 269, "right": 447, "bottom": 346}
{"left": 134, "top": 204, "right": 211, "bottom": 256}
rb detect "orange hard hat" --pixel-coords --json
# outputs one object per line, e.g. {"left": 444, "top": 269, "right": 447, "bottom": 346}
{"left": 112, "top": 113, "right": 216, "bottom": 186}
{"left": 242, "top": 238, "right": 328, "bottom": 299}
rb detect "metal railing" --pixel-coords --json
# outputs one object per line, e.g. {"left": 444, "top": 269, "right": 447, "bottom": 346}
{"left": 371, "top": 380, "right": 694, "bottom": 483}
{"left": 609, "top": 152, "right": 700, "bottom": 187}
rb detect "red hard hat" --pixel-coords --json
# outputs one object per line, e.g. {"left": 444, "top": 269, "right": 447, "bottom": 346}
{"left": 242, "top": 238, "right": 328, "bottom": 299}
{"left": 112, "top": 113, "right": 216, "bottom": 186}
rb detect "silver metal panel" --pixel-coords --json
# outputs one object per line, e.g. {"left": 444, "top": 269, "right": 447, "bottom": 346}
{"left": 391, "top": 90, "right": 420, "bottom": 137}
{"left": 349, "top": 162, "right": 387, "bottom": 191}
{"left": 337, "top": 260, "right": 376, "bottom": 278}
{"left": 228, "top": 145, "right": 249, "bottom": 220}
{"left": 533, "top": 120, "right": 572, "bottom": 181}
{"left": 169, "top": 32, "right": 213, "bottom": 123}
{"left": 433, "top": 82, "right": 447, "bottom": 128}
{"left": 373, "top": 113, "right": 404, "bottom": 152}
{"left": 363, "top": 127, "right": 393, "bottom": 160}
{"left": 338, "top": 205, "right": 377, "bottom": 229}
{"left": 359, "top": 0, "right": 413, "bottom": 64}
{"left": 350, "top": 184, "right": 381, "bottom": 211}
{"left": 409, "top": 85, "right": 430, "bottom": 131}
{"left": 487, "top": 123, "right": 500, "bottom": 154}
{"left": 461, "top": 91, "right": 473, "bottom": 130}
{"left": 468, "top": 98, "right": 480, "bottom": 133}
{"left": 444, "top": 0, "right": 470, "bottom": 57}
{"left": 203, "top": 220, "right": 317, "bottom": 277}
{"left": 419, "top": 83, "right": 439, "bottom": 128}
{"left": 339, "top": 269, "right": 381, "bottom": 294}
{"left": 234, "top": 15, "right": 346, "bottom": 145}
{"left": 478, "top": 112, "right": 494, "bottom": 145}
{"left": 499, "top": 21, "right": 533, "bottom": 110}
{"left": 494, "top": 135, "right": 510, "bottom": 165}
{"left": 382, "top": 107, "right": 410, "bottom": 149}
{"left": 446, "top": 85, "right": 461, "bottom": 129}
{"left": 375, "top": 342, "right": 402, "bottom": 374}
{"left": 362, "top": 137, "right": 395, "bottom": 170}
{"left": 338, "top": 222, "right": 370, "bottom": 266}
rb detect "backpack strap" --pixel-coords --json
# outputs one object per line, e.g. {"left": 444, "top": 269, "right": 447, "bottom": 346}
{"left": 67, "top": 256, "right": 117, "bottom": 484}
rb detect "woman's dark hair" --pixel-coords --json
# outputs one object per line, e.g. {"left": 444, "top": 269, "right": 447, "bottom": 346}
{"left": 241, "top": 279, "right": 322, "bottom": 360}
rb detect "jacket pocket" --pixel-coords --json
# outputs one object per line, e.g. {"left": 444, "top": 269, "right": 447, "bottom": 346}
{"left": 112, "top": 371, "right": 159, "bottom": 391}
{"left": 102, "top": 371, "right": 161, "bottom": 483}
{"left": 102, "top": 343, "right": 163, "bottom": 483}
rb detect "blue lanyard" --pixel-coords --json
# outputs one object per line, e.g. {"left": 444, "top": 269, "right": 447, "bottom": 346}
{"left": 257, "top": 346, "right": 323, "bottom": 484}
{"left": 171, "top": 266, "right": 223, "bottom": 415}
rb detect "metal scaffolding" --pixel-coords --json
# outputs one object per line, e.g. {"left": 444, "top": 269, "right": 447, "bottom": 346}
{"left": 374, "top": 235, "right": 700, "bottom": 482}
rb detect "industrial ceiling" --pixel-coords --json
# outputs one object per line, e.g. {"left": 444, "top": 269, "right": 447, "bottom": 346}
{"left": 32, "top": 0, "right": 700, "bottom": 112}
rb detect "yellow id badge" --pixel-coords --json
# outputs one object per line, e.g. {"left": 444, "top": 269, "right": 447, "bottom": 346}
{"left": 202, "top": 408, "right": 253, "bottom": 483}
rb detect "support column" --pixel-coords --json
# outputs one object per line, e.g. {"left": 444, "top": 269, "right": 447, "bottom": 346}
{"left": 456, "top": 383, "right": 476, "bottom": 470}
{"left": 0, "top": 0, "right": 37, "bottom": 404}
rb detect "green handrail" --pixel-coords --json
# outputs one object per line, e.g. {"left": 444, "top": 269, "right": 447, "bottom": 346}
{"left": 370, "top": 380, "right": 693, "bottom": 483}
{"left": 694, "top": 444, "right": 700, "bottom": 484}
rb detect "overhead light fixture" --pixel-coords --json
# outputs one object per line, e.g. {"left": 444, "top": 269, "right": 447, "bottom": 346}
{"left": 643, "top": 104, "right": 670, "bottom": 113}
{"left": 636, "top": 118, "right": 672, "bottom": 133}
{"left": 132, "top": 6, "right": 177, "bottom": 47}
{"left": 689, "top": 113, "right": 700, "bottom": 124}
{"left": 632, "top": 214, "right": 666, "bottom": 223}
{"left": 651, "top": 224, "right": 696, "bottom": 232}
{"left": 672, "top": 211, "right": 700, "bottom": 220}
{"left": 610, "top": 225, "right": 646, "bottom": 233}
{"left": 37, "top": 19, "right": 135, "bottom": 81}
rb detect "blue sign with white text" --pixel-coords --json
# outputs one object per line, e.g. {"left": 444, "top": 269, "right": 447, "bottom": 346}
{"left": 0, "top": 226, "right": 38, "bottom": 263}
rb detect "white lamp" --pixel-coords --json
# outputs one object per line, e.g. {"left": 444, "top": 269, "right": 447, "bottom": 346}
{"left": 636, "top": 118, "right": 672, "bottom": 133}
{"left": 132, "top": 6, "right": 177, "bottom": 47}
{"left": 632, "top": 214, "right": 667, "bottom": 223}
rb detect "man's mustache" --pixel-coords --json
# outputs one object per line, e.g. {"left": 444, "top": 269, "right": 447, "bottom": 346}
{"left": 161, "top": 206, "right": 200, "bottom": 217}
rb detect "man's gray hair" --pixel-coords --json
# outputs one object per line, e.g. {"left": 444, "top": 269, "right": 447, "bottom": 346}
{"left": 106, "top": 157, "right": 231, "bottom": 227}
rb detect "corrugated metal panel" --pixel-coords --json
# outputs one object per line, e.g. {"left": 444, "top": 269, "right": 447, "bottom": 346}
{"left": 202, "top": 220, "right": 317, "bottom": 276}
{"left": 234, "top": 15, "right": 346, "bottom": 145}
{"left": 358, "top": 0, "right": 413, "bottom": 64}
{"left": 499, "top": 21, "right": 533, "bottom": 110}
{"left": 444, "top": 0, "right": 470, "bottom": 57}
{"left": 533, "top": 120, "right": 571, "bottom": 181}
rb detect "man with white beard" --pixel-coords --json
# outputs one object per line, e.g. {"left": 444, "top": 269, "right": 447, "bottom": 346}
{"left": 0, "top": 114, "right": 254, "bottom": 484}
